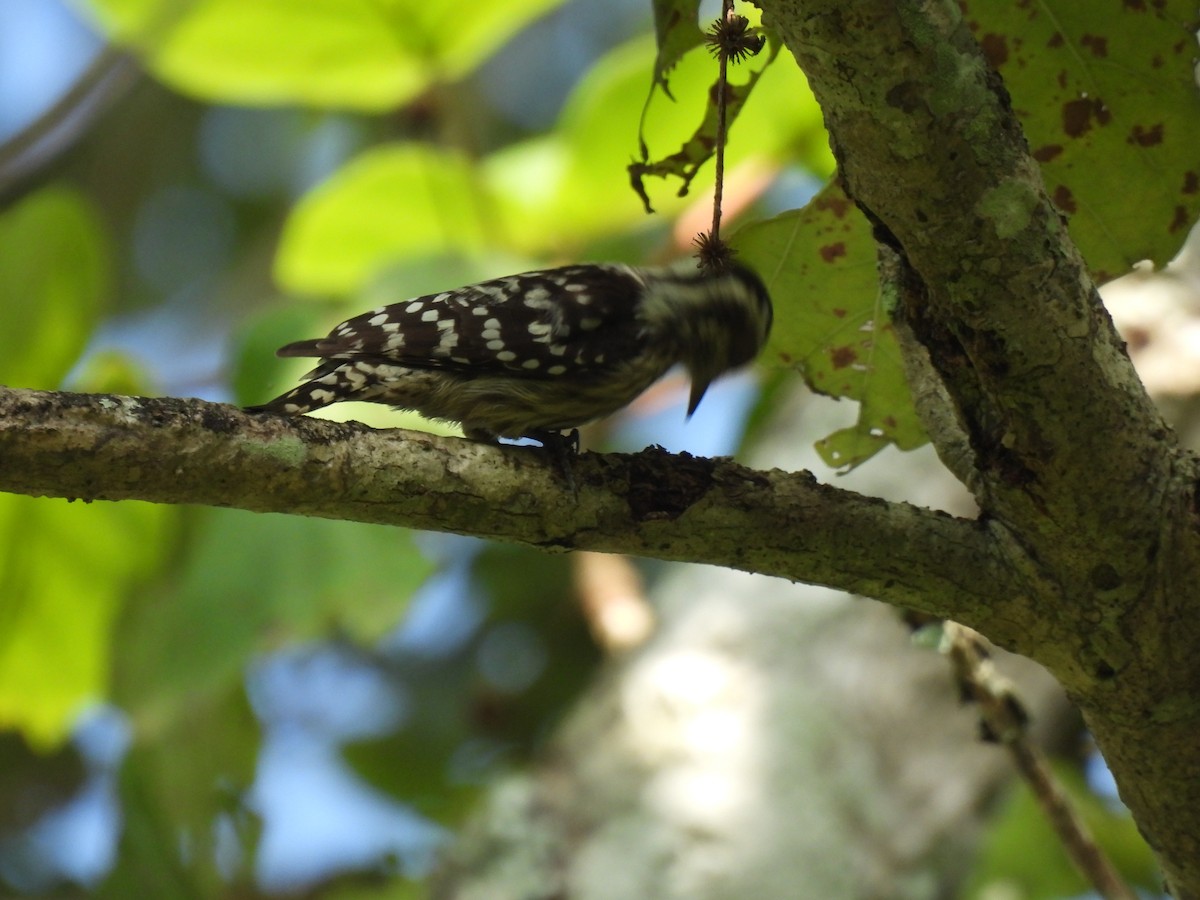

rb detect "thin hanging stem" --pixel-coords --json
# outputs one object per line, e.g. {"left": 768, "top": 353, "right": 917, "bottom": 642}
{"left": 710, "top": 0, "right": 735, "bottom": 249}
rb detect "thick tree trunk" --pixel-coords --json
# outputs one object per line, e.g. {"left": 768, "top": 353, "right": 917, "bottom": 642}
{"left": 760, "top": 1, "right": 1200, "bottom": 892}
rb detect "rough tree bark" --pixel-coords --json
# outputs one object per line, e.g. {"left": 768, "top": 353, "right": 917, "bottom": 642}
{"left": 0, "top": 0, "right": 1197, "bottom": 892}
{"left": 759, "top": 0, "right": 1200, "bottom": 894}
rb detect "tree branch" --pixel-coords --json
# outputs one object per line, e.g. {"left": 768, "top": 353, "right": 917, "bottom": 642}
{"left": 0, "top": 385, "right": 1028, "bottom": 631}
{"left": 0, "top": 45, "right": 140, "bottom": 201}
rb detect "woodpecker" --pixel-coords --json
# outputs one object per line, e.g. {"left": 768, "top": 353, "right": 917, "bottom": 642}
{"left": 250, "top": 260, "right": 772, "bottom": 446}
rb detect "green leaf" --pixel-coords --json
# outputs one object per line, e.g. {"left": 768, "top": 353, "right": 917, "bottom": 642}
{"left": 81, "top": 0, "right": 568, "bottom": 109}
{"left": 399, "top": 0, "right": 569, "bottom": 80}
{"left": 114, "top": 509, "right": 435, "bottom": 736}
{"left": 963, "top": 0, "right": 1200, "bottom": 277}
{"left": 86, "top": 0, "right": 424, "bottom": 109}
{"left": 343, "top": 730, "right": 482, "bottom": 826}
{"left": 733, "top": 183, "right": 926, "bottom": 469}
{"left": 105, "top": 685, "right": 259, "bottom": 896}
{"left": 275, "top": 144, "right": 490, "bottom": 295}
{"left": 648, "top": 0, "right": 705, "bottom": 101}
{"left": 0, "top": 498, "right": 174, "bottom": 748}
{"left": 83, "top": 0, "right": 566, "bottom": 110}
{"left": 72, "top": 350, "right": 156, "bottom": 397}
{"left": 0, "top": 186, "right": 110, "bottom": 389}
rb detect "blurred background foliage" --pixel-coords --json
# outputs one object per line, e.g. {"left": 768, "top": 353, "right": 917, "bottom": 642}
{"left": 0, "top": 0, "right": 1192, "bottom": 895}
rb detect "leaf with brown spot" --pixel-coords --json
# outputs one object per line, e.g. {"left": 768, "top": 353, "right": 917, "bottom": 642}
{"left": 1129, "top": 123, "right": 1165, "bottom": 146}
{"left": 1053, "top": 185, "right": 1078, "bottom": 214}
{"left": 1080, "top": 34, "right": 1109, "bottom": 57}
{"left": 962, "top": 0, "right": 1200, "bottom": 272}
{"left": 830, "top": 346, "right": 858, "bottom": 369}
{"left": 979, "top": 33, "right": 1009, "bottom": 65}
{"left": 820, "top": 242, "right": 847, "bottom": 263}
{"left": 733, "top": 182, "right": 925, "bottom": 469}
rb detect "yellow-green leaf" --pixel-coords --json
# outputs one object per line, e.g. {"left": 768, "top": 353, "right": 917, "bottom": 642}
{"left": 115, "top": 509, "right": 434, "bottom": 736}
{"left": 275, "top": 144, "right": 490, "bottom": 295}
{"left": 648, "top": 0, "right": 705, "bottom": 100}
{"left": 0, "top": 187, "right": 109, "bottom": 389}
{"left": 81, "top": 0, "right": 568, "bottom": 109}
{"left": 0, "top": 498, "right": 173, "bottom": 748}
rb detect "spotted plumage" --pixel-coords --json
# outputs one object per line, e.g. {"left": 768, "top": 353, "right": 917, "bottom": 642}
{"left": 249, "top": 260, "right": 772, "bottom": 444}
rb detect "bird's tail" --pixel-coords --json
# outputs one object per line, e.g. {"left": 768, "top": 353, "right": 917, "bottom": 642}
{"left": 246, "top": 360, "right": 352, "bottom": 416}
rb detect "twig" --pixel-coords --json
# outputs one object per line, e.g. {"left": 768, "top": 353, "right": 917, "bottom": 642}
{"left": 941, "top": 622, "right": 1138, "bottom": 900}
{"left": 0, "top": 45, "right": 140, "bottom": 201}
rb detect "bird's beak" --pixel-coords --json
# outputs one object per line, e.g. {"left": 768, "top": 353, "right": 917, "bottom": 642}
{"left": 687, "top": 376, "right": 713, "bottom": 418}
